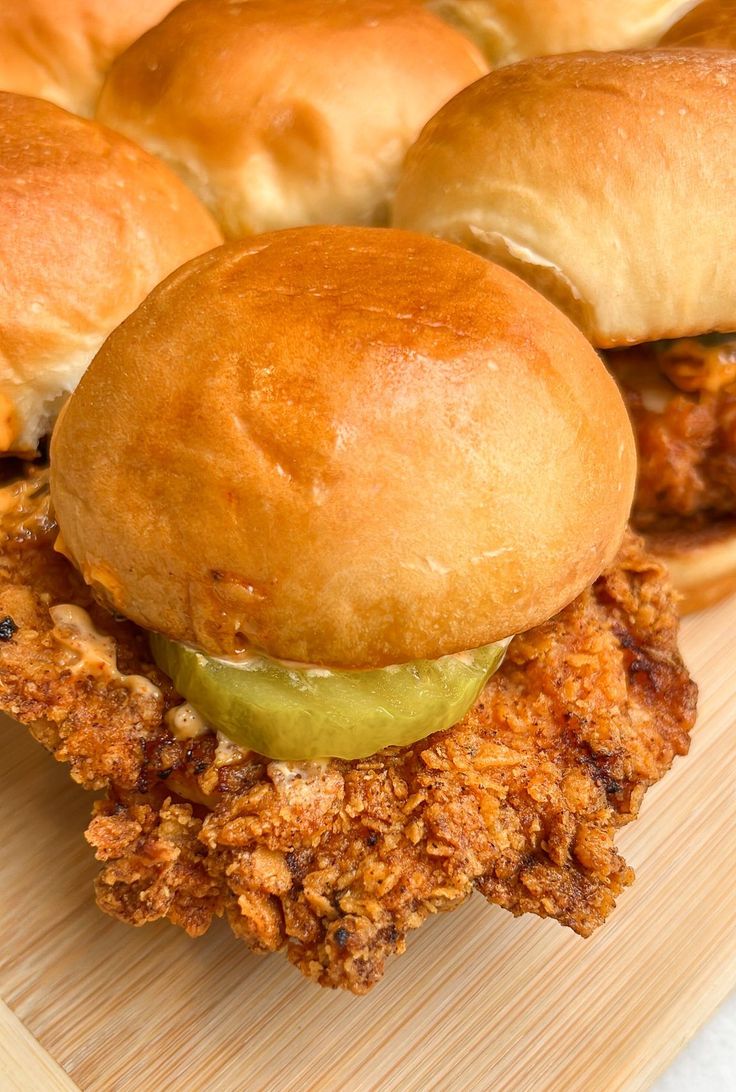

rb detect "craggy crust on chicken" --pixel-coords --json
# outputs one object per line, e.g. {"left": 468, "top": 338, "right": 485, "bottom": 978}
{"left": 607, "top": 338, "right": 736, "bottom": 612}
{"left": 608, "top": 339, "right": 736, "bottom": 534}
{"left": 0, "top": 469, "right": 696, "bottom": 992}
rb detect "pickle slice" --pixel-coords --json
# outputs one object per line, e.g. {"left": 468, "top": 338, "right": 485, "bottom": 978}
{"left": 150, "top": 633, "right": 511, "bottom": 761}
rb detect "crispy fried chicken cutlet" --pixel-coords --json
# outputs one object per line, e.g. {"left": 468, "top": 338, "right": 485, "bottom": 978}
{"left": 608, "top": 340, "right": 736, "bottom": 531}
{"left": 0, "top": 475, "right": 695, "bottom": 992}
{"left": 0, "top": 228, "right": 697, "bottom": 991}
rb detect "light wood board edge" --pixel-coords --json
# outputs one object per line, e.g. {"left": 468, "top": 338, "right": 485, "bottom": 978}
{"left": 0, "top": 1001, "right": 79, "bottom": 1092}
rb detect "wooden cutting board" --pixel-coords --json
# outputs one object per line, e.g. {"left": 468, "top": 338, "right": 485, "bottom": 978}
{"left": 1, "top": 597, "right": 735, "bottom": 1092}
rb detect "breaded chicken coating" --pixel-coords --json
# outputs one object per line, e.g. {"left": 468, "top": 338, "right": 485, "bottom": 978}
{"left": 0, "top": 471, "right": 696, "bottom": 991}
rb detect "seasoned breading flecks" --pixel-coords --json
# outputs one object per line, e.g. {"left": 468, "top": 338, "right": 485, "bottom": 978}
{"left": 0, "top": 480, "right": 696, "bottom": 992}
{"left": 607, "top": 342, "right": 736, "bottom": 533}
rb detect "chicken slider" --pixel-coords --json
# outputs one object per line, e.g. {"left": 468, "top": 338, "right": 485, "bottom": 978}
{"left": 0, "top": 92, "right": 222, "bottom": 457}
{"left": 95, "top": 0, "right": 487, "bottom": 237}
{"left": 0, "top": 228, "right": 695, "bottom": 990}
{"left": 394, "top": 49, "right": 736, "bottom": 611}
{"left": 52, "top": 229, "right": 634, "bottom": 687}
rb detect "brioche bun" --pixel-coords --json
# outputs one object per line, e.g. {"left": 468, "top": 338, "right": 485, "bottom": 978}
{"left": 0, "top": 0, "right": 178, "bottom": 117}
{"left": 51, "top": 227, "right": 635, "bottom": 668}
{"left": 660, "top": 0, "right": 736, "bottom": 46}
{"left": 95, "top": 0, "right": 487, "bottom": 238}
{"left": 426, "top": 0, "right": 694, "bottom": 65}
{"left": 394, "top": 50, "right": 736, "bottom": 348}
{"left": 0, "top": 92, "right": 222, "bottom": 456}
{"left": 645, "top": 523, "right": 736, "bottom": 612}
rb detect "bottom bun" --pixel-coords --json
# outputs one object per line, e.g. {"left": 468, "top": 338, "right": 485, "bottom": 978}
{"left": 644, "top": 521, "right": 736, "bottom": 614}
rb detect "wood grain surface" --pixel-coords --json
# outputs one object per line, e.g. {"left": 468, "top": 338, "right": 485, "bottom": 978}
{"left": 1, "top": 597, "right": 734, "bottom": 1092}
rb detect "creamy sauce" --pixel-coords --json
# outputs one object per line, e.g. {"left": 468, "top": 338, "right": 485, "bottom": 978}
{"left": 211, "top": 647, "right": 330, "bottom": 672}
{"left": 267, "top": 759, "right": 329, "bottom": 784}
{"left": 165, "top": 701, "right": 211, "bottom": 740}
{"left": 608, "top": 339, "right": 736, "bottom": 410}
{"left": 211, "top": 637, "right": 512, "bottom": 677}
{"left": 454, "top": 635, "right": 512, "bottom": 669}
{"left": 205, "top": 740, "right": 332, "bottom": 774}
{"left": 50, "top": 604, "right": 161, "bottom": 700}
{"left": 638, "top": 384, "right": 674, "bottom": 414}
{"left": 608, "top": 355, "right": 680, "bottom": 414}
{"left": 657, "top": 338, "right": 736, "bottom": 395}
{"left": 0, "top": 466, "right": 55, "bottom": 544}
{"left": 213, "top": 731, "right": 248, "bottom": 767}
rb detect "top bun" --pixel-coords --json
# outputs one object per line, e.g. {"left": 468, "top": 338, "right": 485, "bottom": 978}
{"left": 394, "top": 50, "right": 736, "bottom": 347}
{"left": 51, "top": 227, "right": 635, "bottom": 668}
{"left": 96, "top": 0, "right": 487, "bottom": 238}
{"left": 0, "top": 0, "right": 178, "bottom": 117}
{"left": 426, "top": 0, "right": 693, "bottom": 65}
{"left": 0, "top": 92, "right": 222, "bottom": 455}
{"left": 660, "top": 0, "right": 736, "bottom": 46}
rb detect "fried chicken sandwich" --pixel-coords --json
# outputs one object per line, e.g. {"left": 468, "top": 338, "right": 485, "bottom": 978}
{"left": 394, "top": 49, "right": 736, "bottom": 611}
{"left": 0, "top": 91, "right": 221, "bottom": 458}
{"left": 94, "top": 0, "right": 487, "bottom": 237}
{"left": 0, "top": 227, "right": 696, "bottom": 991}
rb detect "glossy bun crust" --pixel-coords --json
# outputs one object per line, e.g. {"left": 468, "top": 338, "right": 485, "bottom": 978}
{"left": 427, "top": 0, "right": 692, "bottom": 65}
{"left": 0, "top": 93, "right": 222, "bottom": 455}
{"left": 394, "top": 50, "right": 736, "bottom": 348}
{"left": 51, "top": 227, "right": 636, "bottom": 667}
{"left": 660, "top": 0, "right": 736, "bottom": 46}
{"left": 0, "top": 0, "right": 178, "bottom": 116}
{"left": 96, "top": 0, "right": 487, "bottom": 237}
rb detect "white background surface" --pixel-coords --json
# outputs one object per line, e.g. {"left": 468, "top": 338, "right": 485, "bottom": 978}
{"left": 655, "top": 991, "right": 736, "bottom": 1090}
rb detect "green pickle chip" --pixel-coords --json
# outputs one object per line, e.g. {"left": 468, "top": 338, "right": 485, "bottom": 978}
{"left": 151, "top": 632, "right": 511, "bottom": 761}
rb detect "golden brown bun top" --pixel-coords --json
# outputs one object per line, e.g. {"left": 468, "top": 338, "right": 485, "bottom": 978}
{"left": 96, "top": 0, "right": 487, "bottom": 237}
{"left": 426, "top": 0, "right": 695, "bottom": 64}
{"left": 394, "top": 49, "right": 736, "bottom": 348}
{"left": 51, "top": 227, "right": 636, "bottom": 668}
{"left": 661, "top": 0, "right": 736, "bottom": 46}
{"left": 0, "top": 92, "right": 222, "bottom": 454}
{"left": 0, "top": 0, "right": 178, "bottom": 116}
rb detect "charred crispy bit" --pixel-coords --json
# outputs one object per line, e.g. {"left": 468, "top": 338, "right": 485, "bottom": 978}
{"left": 608, "top": 342, "right": 736, "bottom": 532}
{"left": 0, "top": 483, "right": 696, "bottom": 991}
{"left": 87, "top": 794, "right": 223, "bottom": 935}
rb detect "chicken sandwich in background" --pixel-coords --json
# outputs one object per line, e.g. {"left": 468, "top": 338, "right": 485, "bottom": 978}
{"left": 395, "top": 49, "right": 736, "bottom": 611}
{"left": 0, "top": 227, "right": 696, "bottom": 991}
{"left": 95, "top": 0, "right": 487, "bottom": 237}
{"left": 0, "top": 91, "right": 221, "bottom": 458}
